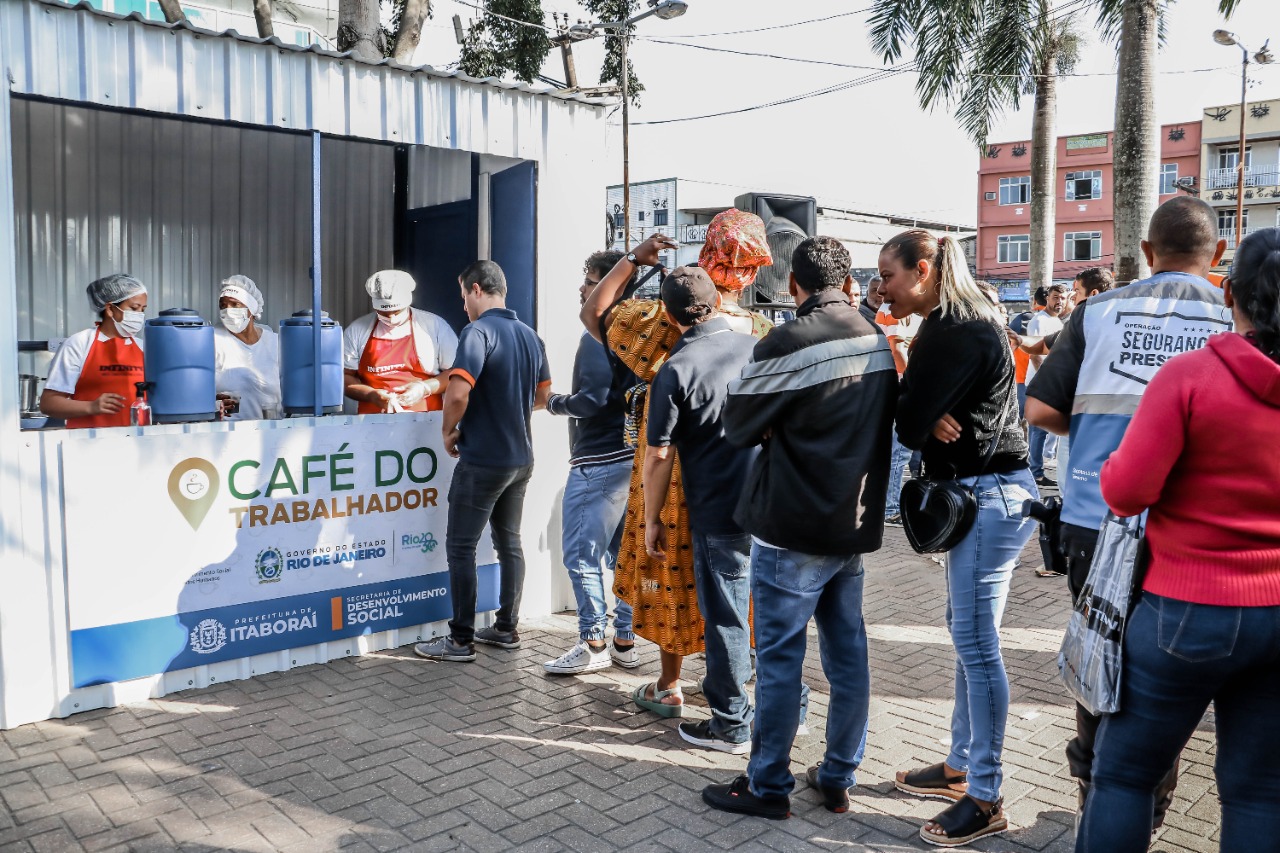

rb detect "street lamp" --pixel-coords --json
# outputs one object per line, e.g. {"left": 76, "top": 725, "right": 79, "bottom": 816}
{"left": 1213, "top": 30, "right": 1274, "bottom": 251}
{"left": 574, "top": 1, "right": 690, "bottom": 250}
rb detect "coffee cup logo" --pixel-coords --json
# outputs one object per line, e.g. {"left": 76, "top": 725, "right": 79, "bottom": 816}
{"left": 168, "top": 458, "right": 220, "bottom": 530}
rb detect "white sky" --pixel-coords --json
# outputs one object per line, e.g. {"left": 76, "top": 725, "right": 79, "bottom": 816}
{"left": 419, "top": 1, "right": 1280, "bottom": 226}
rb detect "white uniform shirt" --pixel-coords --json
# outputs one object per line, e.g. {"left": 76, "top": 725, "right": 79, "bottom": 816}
{"left": 45, "top": 329, "right": 145, "bottom": 394}
{"left": 214, "top": 327, "right": 282, "bottom": 420}
{"left": 342, "top": 308, "right": 459, "bottom": 374}
{"left": 1024, "top": 312, "right": 1064, "bottom": 383}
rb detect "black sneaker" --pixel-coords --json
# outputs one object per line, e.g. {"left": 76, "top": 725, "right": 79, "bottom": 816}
{"left": 806, "top": 763, "right": 851, "bottom": 813}
{"left": 474, "top": 625, "right": 521, "bottom": 649}
{"left": 885, "top": 514, "right": 903, "bottom": 526}
{"left": 702, "top": 775, "right": 790, "bottom": 820}
{"left": 1035, "top": 476, "right": 1057, "bottom": 488}
{"left": 413, "top": 636, "right": 475, "bottom": 662}
{"left": 679, "top": 719, "right": 749, "bottom": 755}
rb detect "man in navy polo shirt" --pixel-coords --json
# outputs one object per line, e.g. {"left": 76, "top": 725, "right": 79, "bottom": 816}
{"left": 415, "top": 260, "right": 551, "bottom": 663}
{"left": 643, "top": 266, "right": 759, "bottom": 754}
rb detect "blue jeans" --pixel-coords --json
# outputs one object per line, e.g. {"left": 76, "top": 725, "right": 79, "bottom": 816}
{"left": 943, "top": 469, "right": 1037, "bottom": 802}
{"left": 691, "top": 531, "right": 754, "bottom": 744}
{"left": 1078, "top": 594, "right": 1280, "bottom": 853}
{"left": 884, "top": 434, "right": 913, "bottom": 517}
{"left": 446, "top": 461, "right": 534, "bottom": 645}
{"left": 1016, "top": 382, "right": 1027, "bottom": 419}
{"left": 1027, "top": 425, "right": 1057, "bottom": 478}
{"left": 561, "top": 460, "right": 633, "bottom": 642}
{"left": 748, "top": 546, "right": 869, "bottom": 798}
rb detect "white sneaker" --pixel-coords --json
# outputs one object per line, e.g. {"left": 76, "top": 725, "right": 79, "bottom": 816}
{"left": 543, "top": 641, "right": 612, "bottom": 675}
{"left": 610, "top": 641, "right": 641, "bottom": 669}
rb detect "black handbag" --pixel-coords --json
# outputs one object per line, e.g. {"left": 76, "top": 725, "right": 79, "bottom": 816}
{"left": 900, "top": 347, "right": 1015, "bottom": 555}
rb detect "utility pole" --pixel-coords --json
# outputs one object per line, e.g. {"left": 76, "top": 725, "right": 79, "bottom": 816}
{"left": 1214, "top": 31, "right": 1274, "bottom": 251}
{"left": 549, "top": 14, "right": 580, "bottom": 90}
{"left": 621, "top": 30, "right": 630, "bottom": 249}
{"left": 575, "top": 1, "right": 690, "bottom": 254}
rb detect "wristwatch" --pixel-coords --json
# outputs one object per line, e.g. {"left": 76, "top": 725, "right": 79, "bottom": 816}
{"left": 625, "top": 252, "right": 639, "bottom": 265}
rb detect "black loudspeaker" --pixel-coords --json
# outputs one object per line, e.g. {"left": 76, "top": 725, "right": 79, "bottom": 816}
{"left": 733, "top": 193, "right": 817, "bottom": 308}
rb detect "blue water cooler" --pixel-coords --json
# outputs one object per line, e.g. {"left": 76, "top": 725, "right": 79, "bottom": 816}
{"left": 144, "top": 309, "right": 216, "bottom": 423}
{"left": 279, "top": 310, "right": 343, "bottom": 416}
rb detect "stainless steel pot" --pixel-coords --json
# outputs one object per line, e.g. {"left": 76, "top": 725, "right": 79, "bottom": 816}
{"left": 19, "top": 374, "right": 41, "bottom": 413}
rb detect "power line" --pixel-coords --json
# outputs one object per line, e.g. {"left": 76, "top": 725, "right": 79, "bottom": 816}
{"left": 631, "top": 34, "right": 1238, "bottom": 80}
{"left": 626, "top": 0, "right": 1096, "bottom": 125}
{"left": 653, "top": 8, "right": 873, "bottom": 39}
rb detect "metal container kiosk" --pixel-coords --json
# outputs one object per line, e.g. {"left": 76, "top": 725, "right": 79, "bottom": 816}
{"left": 0, "top": 0, "right": 607, "bottom": 729}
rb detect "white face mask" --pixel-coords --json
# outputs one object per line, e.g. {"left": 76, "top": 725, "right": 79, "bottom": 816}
{"left": 114, "top": 307, "right": 146, "bottom": 338}
{"left": 377, "top": 309, "right": 411, "bottom": 332}
{"left": 220, "top": 307, "right": 252, "bottom": 334}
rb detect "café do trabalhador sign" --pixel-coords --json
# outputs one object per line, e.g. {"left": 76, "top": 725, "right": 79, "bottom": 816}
{"left": 62, "top": 420, "right": 498, "bottom": 688}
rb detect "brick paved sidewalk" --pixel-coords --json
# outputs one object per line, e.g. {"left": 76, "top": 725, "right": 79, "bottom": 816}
{"left": 0, "top": 529, "right": 1220, "bottom": 852}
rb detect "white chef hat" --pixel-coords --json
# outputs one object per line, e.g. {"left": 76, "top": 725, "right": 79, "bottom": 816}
{"left": 219, "top": 275, "right": 264, "bottom": 319}
{"left": 365, "top": 270, "right": 416, "bottom": 313}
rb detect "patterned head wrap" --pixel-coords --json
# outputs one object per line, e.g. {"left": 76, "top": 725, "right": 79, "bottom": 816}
{"left": 698, "top": 209, "right": 773, "bottom": 293}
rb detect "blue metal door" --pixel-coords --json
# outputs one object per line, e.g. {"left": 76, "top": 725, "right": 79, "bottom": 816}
{"left": 489, "top": 161, "right": 537, "bottom": 328}
{"left": 404, "top": 199, "right": 475, "bottom": 333}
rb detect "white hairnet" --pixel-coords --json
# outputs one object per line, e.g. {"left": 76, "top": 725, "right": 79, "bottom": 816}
{"left": 86, "top": 274, "right": 147, "bottom": 314}
{"left": 220, "top": 275, "right": 264, "bottom": 319}
{"left": 365, "top": 270, "right": 416, "bottom": 312}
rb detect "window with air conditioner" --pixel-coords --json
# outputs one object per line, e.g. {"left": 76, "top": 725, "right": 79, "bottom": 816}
{"left": 1066, "top": 170, "right": 1102, "bottom": 201}
{"left": 1159, "top": 164, "right": 1178, "bottom": 196}
{"left": 999, "top": 176, "right": 1030, "bottom": 205}
{"left": 997, "top": 235, "right": 1030, "bottom": 264}
{"left": 1064, "top": 231, "right": 1102, "bottom": 262}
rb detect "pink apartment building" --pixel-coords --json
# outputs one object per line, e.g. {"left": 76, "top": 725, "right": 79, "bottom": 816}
{"left": 976, "top": 122, "right": 1202, "bottom": 286}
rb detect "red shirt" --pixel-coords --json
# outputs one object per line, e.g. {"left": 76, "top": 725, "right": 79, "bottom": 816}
{"left": 1100, "top": 333, "right": 1280, "bottom": 606}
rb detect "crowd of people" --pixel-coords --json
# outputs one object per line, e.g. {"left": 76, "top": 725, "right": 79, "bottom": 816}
{"left": 409, "top": 197, "right": 1279, "bottom": 852}
{"left": 46, "top": 195, "right": 1279, "bottom": 850}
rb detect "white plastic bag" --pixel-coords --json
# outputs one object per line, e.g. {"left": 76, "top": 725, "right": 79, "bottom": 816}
{"left": 1057, "top": 512, "right": 1145, "bottom": 716}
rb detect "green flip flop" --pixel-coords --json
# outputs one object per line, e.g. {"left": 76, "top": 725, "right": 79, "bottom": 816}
{"left": 632, "top": 682, "right": 683, "bottom": 718}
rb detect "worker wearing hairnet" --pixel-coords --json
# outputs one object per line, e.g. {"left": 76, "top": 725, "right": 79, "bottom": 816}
{"left": 41, "top": 274, "right": 149, "bottom": 429}
{"left": 343, "top": 270, "right": 458, "bottom": 413}
{"left": 214, "top": 275, "right": 282, "bottom": 420}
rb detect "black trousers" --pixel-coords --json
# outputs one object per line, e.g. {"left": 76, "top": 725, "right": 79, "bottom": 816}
{"left": 1061, "top": 522, "right": 1179, "bottom": 826}
{"left": 445, "top": 460, "right": 534, "bottom": 645}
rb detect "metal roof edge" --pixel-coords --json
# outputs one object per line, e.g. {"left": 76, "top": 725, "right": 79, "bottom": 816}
{"left": 31, "top": 0, "right": 609, "bottom": 108}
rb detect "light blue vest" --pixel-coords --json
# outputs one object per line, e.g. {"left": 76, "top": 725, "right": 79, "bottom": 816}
{"left": 1063, "top": 272, "right": 1231, "bottom": 529}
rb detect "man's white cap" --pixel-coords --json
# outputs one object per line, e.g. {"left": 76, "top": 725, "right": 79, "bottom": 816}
{"left": 365, "top": 270, "right": 416, "bottom": 312}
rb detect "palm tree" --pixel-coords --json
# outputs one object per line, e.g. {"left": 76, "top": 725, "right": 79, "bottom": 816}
{"left": 870, "top": 1, "right": 1080, "bottom": 295}
{"left": 1100, "top": 0, "right": 1242, "bottom": 281}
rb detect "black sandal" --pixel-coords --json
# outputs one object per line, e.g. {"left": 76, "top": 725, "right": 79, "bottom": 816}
{"left": 920, "top": 796, "right": 1007, "bottom": 847}
{"left": 894, "top": 762, "right": 968, "bottom": 802}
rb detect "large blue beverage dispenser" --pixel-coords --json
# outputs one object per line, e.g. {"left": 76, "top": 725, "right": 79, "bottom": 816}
{"left": 279, "top": 310, "right": 343, "bottom": 416}
{"left": 144, "top": 309, "right": 216, "bottom": 423}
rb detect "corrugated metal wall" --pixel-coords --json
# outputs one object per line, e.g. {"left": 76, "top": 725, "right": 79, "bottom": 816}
{"left": 0, "top": 0, "right": 610, "bottom": 729}
{"left": 11, "top": 98, "right": 401, "bottom": 355}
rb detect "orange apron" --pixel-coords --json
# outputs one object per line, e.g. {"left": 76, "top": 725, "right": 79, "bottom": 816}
{"left": 356, "top": 331, "right": 442, "bottom": 413}
{"left": 67, "top": 334, "right": 145, "bottom": 429}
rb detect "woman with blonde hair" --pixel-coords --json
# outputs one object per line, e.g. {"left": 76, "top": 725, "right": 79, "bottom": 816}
{"left": 580, "top": 210, "right": 772, "bottom": 717}
{"left": 878, "top": 230, "right": 1035, "bottom": 846}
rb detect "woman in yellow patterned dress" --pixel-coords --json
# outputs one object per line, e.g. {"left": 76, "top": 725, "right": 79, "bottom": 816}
{"left": 580, "top": 211, "right": 774, "bottom": 716}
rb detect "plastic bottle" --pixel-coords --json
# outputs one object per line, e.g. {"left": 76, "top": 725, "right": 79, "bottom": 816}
{"left": 130, "top": 381, "right": 153, "bottom": 426}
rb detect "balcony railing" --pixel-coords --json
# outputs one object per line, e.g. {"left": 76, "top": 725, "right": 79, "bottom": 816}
{"left": 1205, "top": 166, "right": 1280, "bottom": 190}
{"left": 1218, "top": 227, "right": 1250, "bottom": 248}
